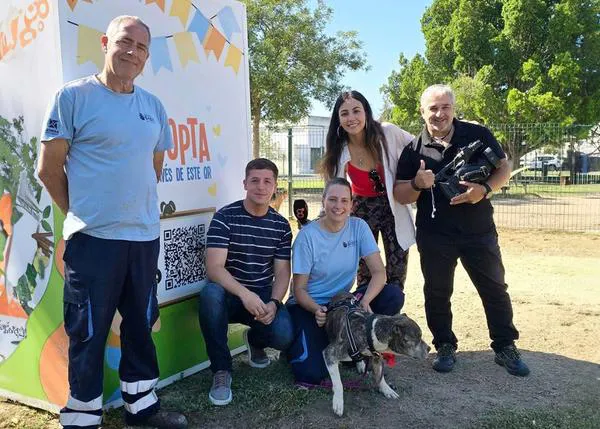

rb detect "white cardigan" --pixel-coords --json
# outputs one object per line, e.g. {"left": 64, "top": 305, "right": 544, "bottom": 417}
{"left": 335, "top": 122, "right": 416, "bottom": 250}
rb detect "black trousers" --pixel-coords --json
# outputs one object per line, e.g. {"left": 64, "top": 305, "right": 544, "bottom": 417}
{"left": 416, "top": 229, "right": 519, "bottom": 352}
{"left": 60, "top": 233, "right": 161, "bottom": 429}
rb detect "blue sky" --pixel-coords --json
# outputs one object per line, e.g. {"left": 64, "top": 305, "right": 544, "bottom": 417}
{"left": 310, "top": 0, "right": 432, "bottom": 118}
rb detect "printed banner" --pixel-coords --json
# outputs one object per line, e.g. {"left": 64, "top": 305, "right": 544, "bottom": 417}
{"left": 68, "top": 2, "right": 245, "bottom": 74}
{"left": 157, "top": 210, "right": 214, "bottom": 305}
{"left": 0, "top": 0, "right": 250, "bottom": 413}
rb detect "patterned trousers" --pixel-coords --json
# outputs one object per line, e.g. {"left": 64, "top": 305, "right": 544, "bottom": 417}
{"left": 352, "top": 194, "right": 409, "bottom": 288}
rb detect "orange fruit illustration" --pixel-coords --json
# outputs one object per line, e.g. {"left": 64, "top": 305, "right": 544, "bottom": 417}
{"left": 40, "top": 323, "right": 69, "bottom": 406}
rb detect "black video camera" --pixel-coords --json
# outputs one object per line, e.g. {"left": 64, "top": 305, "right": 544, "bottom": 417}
{"left": 434, "top": 140, "right": 502, "bottom": 199}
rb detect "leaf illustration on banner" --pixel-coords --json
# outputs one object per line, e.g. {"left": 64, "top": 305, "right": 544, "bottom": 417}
{"left": 169, "top": 0, "right": 192, "bottom": 28}
{"left": 149, "top": 37, "right": 172, "bottom": 73}
{"left": 217, "top": 6, "right": 241, "bottom": 40}
{"left": 208, "top": 183, "right": 217, "bottom": 196}
{"left": 203, "top": 27, "right": 226, "bottom": 60}
{"left": 212, "top": 125, "right": 221, "bottom": 136}
{"left": 145, "top": 0, "right": 165, "bottom": 12}
{"left": 173, "top": 32, "right": 199, "bottom": 67}
{"left": 187, "top": 10, "right": 210, "bottom": 43}
{"left": 224, "top": 44, "right": 242, "bottom": 74}
{"left": 77, "top": 25, "right": 104, "bottom": 70}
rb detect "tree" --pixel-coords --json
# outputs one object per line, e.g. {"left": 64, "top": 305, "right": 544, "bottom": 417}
{"left": 243, "top": 0, "right": 368, "bottom": 158}
{"left": 382, "top": 0, "right": 600, "bottom": 162}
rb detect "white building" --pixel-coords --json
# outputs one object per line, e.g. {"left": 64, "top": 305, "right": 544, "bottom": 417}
{"left": 261, "top": 115, "right": 330, "bottom": 175}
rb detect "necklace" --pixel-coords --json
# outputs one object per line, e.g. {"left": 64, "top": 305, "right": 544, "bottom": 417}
{"left": 433, "top": 125, "right": 454, "bottom": 143}
{"left": 349, "top": 143, "right": 368, "bottom": 168}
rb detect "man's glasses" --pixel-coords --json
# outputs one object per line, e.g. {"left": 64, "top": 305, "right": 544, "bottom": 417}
{"left": 369, "top": 169, "right": 386, "bottom": 194}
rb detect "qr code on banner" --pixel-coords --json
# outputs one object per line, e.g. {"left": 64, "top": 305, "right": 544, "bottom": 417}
{"left": 163, "top": 224, "right": 206, "bottom": 290}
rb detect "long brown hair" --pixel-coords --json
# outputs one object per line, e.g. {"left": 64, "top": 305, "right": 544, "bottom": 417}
{"left": 320, "top": 90, "right": 389, "bottom": 180}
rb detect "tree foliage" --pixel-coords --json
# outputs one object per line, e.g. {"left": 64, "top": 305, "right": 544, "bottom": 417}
{"left": 382, "top": 0, "right": 600, "bottom": 160}
{"left": 243, "top": 0, "right": 368, "bottom": 157}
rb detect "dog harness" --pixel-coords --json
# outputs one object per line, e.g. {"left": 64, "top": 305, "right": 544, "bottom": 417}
{"left": 326, "top": 297, "right": 380, "bottom": 362}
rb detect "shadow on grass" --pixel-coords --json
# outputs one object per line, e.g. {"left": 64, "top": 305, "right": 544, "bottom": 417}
{"left": 101, "top": 349, "right": 600, "bottom": 429}
{"left": 103, "top": 354, "right": 332, "bottom": 429}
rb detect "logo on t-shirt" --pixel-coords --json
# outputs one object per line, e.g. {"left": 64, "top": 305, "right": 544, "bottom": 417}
{"left": 45, "top": 119, "right": 59, "bottom": 135}
{"left": 139, "top": 113, "right": 155, "bottom": 122}
{"left": 343, "top": 240, "right": 357, "bottom": 248}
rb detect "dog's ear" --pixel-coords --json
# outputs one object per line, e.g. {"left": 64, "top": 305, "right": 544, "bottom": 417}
{"left": 392, "top": 315, "right": 411, "bottom": 333}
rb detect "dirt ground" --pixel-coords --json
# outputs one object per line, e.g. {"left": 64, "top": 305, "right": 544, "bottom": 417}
{"left": 1, "top": 228, "right": 599, "bottom": 428}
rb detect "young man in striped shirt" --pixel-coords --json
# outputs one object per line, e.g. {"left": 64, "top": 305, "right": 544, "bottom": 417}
{"left": 198, "top": 158, "right": 293, "bottom": 406}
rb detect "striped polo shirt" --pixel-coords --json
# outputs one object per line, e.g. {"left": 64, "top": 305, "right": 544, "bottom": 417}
{"left": 206, "top": 200, "right": 292, "bottom": 289}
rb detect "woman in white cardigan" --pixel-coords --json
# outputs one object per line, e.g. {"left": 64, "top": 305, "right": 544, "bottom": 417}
{"left": 320, "top": 90, "right": 415, "bottom": 294}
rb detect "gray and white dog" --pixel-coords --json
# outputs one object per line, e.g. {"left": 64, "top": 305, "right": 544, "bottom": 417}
{"left": 322, "top": 292, "right": 430, "bottom": 416}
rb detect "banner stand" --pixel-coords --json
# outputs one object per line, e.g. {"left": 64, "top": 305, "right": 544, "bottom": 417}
{"left": 0, "top": 0, "right": 251, "bottom": 412}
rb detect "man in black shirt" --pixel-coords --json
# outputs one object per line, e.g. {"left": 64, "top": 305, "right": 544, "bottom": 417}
{"left": 394, "top": 84, "right": 529, "bottom": 377}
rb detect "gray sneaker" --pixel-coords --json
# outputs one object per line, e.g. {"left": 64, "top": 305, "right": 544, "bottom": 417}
{"left": 243, "top": 328, "right": 270, "bottom": 368}
{"left": 208, "top": 370, "right": 232, "bottom": 406}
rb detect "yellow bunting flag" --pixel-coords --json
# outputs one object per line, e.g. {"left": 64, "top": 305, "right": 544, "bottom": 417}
{"left": 169, "top": 0, "right": 192, "bottom": 27}
{"left": 224, "top": 44, "right": 242, "bottom": 74}
{"left": 173, "top": 32, "right": 199, "bottom": 67}
{"left": 77, "top": 25, "right": 104, "bottom": 70}
{"left": 203, "top": 27, "right": 226, "bottom": 60}
{"left": 145, "top": 0, "right": 165, "bottom": 12}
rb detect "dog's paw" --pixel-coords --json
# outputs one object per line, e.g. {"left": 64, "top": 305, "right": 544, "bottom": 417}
{"left": 332, "top": 393, "right": 344, "bottom": 416}
{"left": 356, "top": 361, "right": 366, "bottom": 374}
{"left": 380, "top": 382, "right": 400, "bottom": 399}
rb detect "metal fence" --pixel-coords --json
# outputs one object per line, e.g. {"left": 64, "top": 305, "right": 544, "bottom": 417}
{"left": 261, "top": 123, "right": 600, "bottom": 233}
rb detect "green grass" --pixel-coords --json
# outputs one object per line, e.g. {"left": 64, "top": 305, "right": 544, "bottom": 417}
{"left": 276, "top": 174, "right": 600, "bottom": 195}
{"left": 278, "top": 176, "right": 325, "bottom": 191}
{"left": 103, "top": 356, "right": 331, "bottom": 428}
{"left": 497, "top": 182, "right": 600, "bottom": 196}
{"left": 472, "top": 401, "right": 600, "bottom": 429}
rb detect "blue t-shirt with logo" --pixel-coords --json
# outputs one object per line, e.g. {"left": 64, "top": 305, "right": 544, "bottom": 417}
{"left": 289, "top": 216, "right": 379, "bottom": 305}
{"left": 40, "top": 75, "right": 173, "bottom": 241}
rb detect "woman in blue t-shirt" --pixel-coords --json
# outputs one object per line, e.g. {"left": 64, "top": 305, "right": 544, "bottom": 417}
{"left": 286, "top": 178, "right": 404, "bottom": 385}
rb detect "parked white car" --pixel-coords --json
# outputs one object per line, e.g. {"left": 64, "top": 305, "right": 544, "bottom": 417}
{"left": 521, "top": 155, "right": 563, "bottom": 170}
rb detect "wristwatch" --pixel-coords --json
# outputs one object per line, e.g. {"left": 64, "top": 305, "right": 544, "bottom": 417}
{"left": 269, "top": 298, "right": 283, "bottom": 310}
{"left": 482, "top": 182, "right": 493, "bottom": 198}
